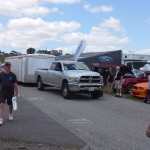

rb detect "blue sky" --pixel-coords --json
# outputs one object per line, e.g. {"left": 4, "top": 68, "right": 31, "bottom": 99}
{"left": 0, "top": 0, "right": 150, "bottom": 54}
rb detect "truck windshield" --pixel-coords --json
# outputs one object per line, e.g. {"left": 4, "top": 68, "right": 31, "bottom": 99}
{"left": 63, "top": 63, "right": 90, "bottom": 71}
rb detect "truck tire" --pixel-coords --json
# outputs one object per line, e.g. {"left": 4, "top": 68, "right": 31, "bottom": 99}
{"left": 91, "top": 91, "right": 101, "bottom": 99}
{"left": 62, "top": 83, "right": 71, "bottom": 99}
{"left": 37, "top": 78, "right": 44, "bottom": 91}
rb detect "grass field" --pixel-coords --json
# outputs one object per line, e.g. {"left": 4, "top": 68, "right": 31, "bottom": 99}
{"left": 0, "top": 55, "right": 5, "bottom": 63}
{"left": 103, "top": 85, "right": 145, "bottom": 103}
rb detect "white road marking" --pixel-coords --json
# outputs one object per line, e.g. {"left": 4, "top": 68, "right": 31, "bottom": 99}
{"left": 28, "top": 98, "right": 45, "bottom": 101}
{"left": 68, "top": 118, "right": 93, "bottom": 123}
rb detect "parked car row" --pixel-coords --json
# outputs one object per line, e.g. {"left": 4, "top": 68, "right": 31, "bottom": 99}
{"left": 131, "top": 82, "right": 150, "bottom": 104}
{"left": 112, "top": 65, "right": 150, "bottom": 103}
{"left": 130, "top": 71, "right": 150, "bottom": 98}
{"left": 120, "top": 65, "right": 150, "bottom": 94}
{"left": 113, "top": 65, "right": 150, "bottom": 94}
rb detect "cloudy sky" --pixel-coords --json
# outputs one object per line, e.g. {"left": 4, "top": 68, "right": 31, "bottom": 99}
{"left": 0, "top": 0, "right": 150, "bottom": 54}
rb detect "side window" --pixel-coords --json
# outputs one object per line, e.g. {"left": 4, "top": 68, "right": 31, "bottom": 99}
{"left": 50, "top": 62, "right": 57, "bottom": 70}
{"left": 55, "top": 63, "right": 62, "bottom": 71}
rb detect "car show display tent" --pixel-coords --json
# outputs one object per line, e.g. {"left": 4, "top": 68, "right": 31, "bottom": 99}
{"left": 56, "top": 50, "right": 122, "bottom": 70}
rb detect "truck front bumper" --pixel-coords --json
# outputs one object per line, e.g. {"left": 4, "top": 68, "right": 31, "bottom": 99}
{"left": 68, "top": 83, "right": 103, "bottom": 92}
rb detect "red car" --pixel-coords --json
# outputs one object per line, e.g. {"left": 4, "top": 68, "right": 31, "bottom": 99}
{"left": 121, "top": 73, "right": 137, "bottom": 93}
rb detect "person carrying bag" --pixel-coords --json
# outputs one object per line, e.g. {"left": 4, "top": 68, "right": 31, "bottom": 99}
{"left": 0, "top": 62, "right": 19, "bottom": 126}
{"left": 146, "top": 124, "right": 150, "bottom": 137}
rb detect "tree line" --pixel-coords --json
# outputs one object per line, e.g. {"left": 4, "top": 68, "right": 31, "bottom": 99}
{"left": 0, "top": 48, "right": 64, "bottom": 57}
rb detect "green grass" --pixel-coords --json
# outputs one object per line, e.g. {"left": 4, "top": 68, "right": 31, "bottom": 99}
{"left": 0, "top": 55, "right": 5, "bottom": 63}
{"left": 103, "top": 86, "right": 144, "bottom": 103}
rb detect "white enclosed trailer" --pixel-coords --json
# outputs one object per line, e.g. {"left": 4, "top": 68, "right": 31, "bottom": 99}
{"left": 122, "top": 53, "right": 150, "bottom": 64}
{"left": 5, "top": 54, "right": 55, "bottom": 83}
{"left": 122, "top": 53, "right": 149, "bottom": 70}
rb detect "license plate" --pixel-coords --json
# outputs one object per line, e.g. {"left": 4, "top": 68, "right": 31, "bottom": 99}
{"left": 89, "top": 87, "right": 94, "bottom": 91}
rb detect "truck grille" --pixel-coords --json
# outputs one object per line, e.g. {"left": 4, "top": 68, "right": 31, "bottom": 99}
{"left": 79, "top": 76, "right": 100, "bottom": 83}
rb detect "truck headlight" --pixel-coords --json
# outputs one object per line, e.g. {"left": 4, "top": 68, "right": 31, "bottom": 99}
{"left": 100, "top": 75, "right": 103, "bottom": 84}
{"left": 68, "top": 77, "right": 79, "bottom": 83}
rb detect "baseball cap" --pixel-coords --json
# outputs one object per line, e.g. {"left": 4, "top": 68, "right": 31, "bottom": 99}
{"left": 4, "top": 62, "right": 11, "bottom": 66}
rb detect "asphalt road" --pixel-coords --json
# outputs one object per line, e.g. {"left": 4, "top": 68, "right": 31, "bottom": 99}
{"left": 1, "top": 84, "right": 150, "bottom": 150}
{"left": 0, "top": 85, "right": 86, "bottom": 150}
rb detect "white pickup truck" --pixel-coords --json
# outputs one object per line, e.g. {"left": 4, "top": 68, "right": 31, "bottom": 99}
{"left": 35, "top": 60, "right": 103, "bottom": 99}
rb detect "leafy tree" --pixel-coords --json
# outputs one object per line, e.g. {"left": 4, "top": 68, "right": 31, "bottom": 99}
{"left": 11, "top": 50, "right": 17, "bottom": 53}
{"left": 26, "top": 47, "right": 36, "bottom": 54}
{"left": 37, "top": 50, "right": 43, "bottom": 54}
{"left": 58, "top": 50, "right": 63, "bottom": 56}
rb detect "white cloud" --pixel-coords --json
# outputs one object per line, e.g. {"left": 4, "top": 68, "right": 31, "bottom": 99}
{"left": 100, "top": 17, "right": 125, "bottom": 33}
{"left": 133, "top": 49, "right": 150, "bottom": 54}
{"left": 59, "top": 17, "right": 128, "bottom": 53}
{"left": 0, "top": 0, "right": 59, "bottom": 17}
{"left": 44, "top": 0, "right": 80, "bottom": 4}
{"left": 84, "top": 4, "right": 113, "bottom": 13}
{"left": 0, "top": 16, "right": 129, "bottom": 54}
{"left": 0, "top": 18, "right": 80, "bottom": 50}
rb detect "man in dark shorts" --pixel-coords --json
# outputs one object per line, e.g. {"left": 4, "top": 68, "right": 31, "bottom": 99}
{"left": 114, "top": 66, "right": 123, "bottom": 97}
{"left": 0, "top": 62, "right": 19, "bottom": 126}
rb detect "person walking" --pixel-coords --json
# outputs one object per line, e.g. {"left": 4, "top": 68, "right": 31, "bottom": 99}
{"left": 148, "top": 75, "right": 150, "bottom": 90}
{"left": 114, "top": 66, "right": 123, "bottom": 97}
{"left": 144, "top": 75, "right": 150, "bottom": 103}
{"left": 107, "top": 68, "right": 114, "bottom": 93}
{"left": 0, "top": 62, "right": 19, "bottom": 126}
{"left": 145, "top": 75, "right": 150, "bottom": 136}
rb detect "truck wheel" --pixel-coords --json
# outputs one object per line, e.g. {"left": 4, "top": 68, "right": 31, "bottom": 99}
{"left": 37, "top": 78, "right": 44, "bottom": 91}
{"left": 91, "top": 91, "right": 101, "bottom": 99}
{"left": 62, "top": 83, "right": 71, "bottom": 99}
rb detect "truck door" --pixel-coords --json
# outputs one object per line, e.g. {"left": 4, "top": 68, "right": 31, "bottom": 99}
{"left": 48, "top": 62, "right": 63, "bottom": 88}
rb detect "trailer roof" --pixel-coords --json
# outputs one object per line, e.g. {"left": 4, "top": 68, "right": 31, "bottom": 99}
{"left": 5, "top": 54, "right": 56, "bottom": 59}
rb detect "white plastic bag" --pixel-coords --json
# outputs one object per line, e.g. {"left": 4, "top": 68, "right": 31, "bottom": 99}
{"left": 12, "top": 96, "right": 18, "bottom": 111}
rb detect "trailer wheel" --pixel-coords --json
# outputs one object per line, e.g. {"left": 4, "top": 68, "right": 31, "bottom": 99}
{"left": 62, "top": 83, "right": 71, "bottom": 99}
{"left": 37, "top": 78, "right": 44, "bottom": 91}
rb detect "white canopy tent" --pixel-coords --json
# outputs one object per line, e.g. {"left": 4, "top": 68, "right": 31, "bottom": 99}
{"left": 140, "top": 64, "right": 150, "bottom": 71}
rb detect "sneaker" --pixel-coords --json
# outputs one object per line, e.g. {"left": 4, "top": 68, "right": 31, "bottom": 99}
{"left": 9, "top": 114, "right": 13, "bottom": 121}
{"left": 0, "top": 119, "right": 3, "bottom": 126}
